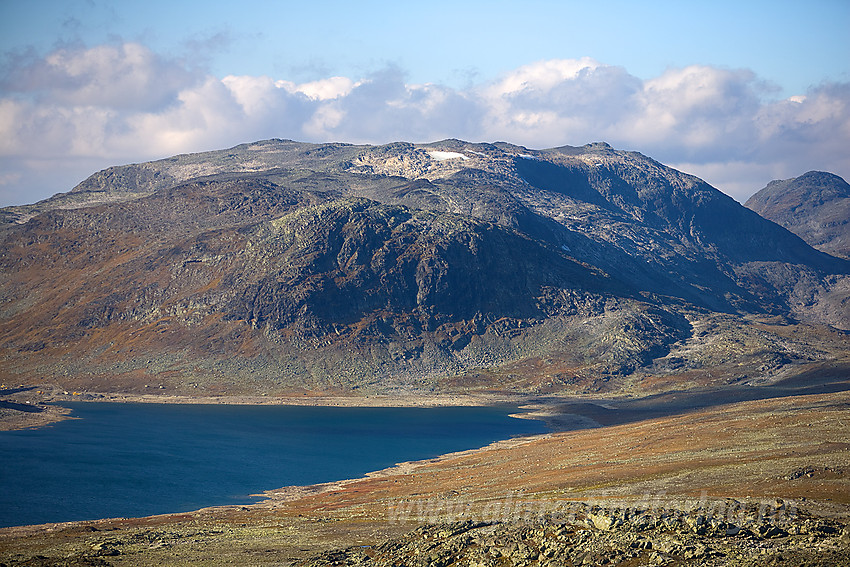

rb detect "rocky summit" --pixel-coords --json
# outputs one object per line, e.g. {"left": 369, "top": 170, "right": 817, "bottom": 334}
{"left": 746, "top": 170, "right": 850, "bottom": 260}
{"left": 1, "top": 139, "right": 849, "bottom": 396}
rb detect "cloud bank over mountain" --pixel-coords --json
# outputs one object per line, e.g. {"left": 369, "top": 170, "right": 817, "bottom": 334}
{"left": 2, "top": 42, "right": 848, "bottom": 205}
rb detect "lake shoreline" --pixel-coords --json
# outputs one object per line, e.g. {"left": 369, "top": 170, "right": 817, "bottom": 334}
{"left": 2, "top": 388, "right": 848, "bottom": 566}
{"left": 0, "top": 388, "right": 568, "bottom": 431}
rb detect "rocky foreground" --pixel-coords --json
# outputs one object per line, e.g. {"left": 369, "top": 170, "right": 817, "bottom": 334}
{"left": 298, "top": 511, "right": 850, "bottom": 567}
{"left": 4, "top": 504, "right": 849, "bottom": 566}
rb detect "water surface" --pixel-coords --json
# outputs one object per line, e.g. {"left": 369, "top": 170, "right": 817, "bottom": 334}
{"left": 0, "top": 402, "right": 545, "bottom": 527}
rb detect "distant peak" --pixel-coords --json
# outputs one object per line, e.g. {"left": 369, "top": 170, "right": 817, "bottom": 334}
{"left": 795, "top": 170, "right": 847, "bottom": 183}
{"left": 765, "top": 170, "right": 847, "bottom": 187}
{"left": 760, "top": 171, "right": 850, "bottom": 200}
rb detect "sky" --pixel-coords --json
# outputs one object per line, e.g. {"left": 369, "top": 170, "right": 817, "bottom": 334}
{"left": 0, "top": 0, "right": 848, "bottom": 206}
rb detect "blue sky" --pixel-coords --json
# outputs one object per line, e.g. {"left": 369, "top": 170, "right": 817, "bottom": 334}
{"left": 1, "top": 0, "right": 849, "bottom": 205}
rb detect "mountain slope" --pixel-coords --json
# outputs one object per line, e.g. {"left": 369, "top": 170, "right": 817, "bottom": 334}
{"left": 745, "top": 171, "right": 850, "bottom": 260}
{"left": 1, "top": 140, "right": 848, "bottom": 396}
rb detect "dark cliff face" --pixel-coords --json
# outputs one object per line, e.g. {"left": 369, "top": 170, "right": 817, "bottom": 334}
{"left": 227, "top": 198, "right": 620, "bottom": 331}
{"left": 1, "top": 140, "right": 848, "bottom": 394}
{"left": 508, "top": 148, "right": 849, "bottom": 316}
{"left": 746, "top": 171, "right": 850, "bottom": 260}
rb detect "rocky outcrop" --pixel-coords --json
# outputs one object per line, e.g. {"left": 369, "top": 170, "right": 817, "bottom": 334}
{"left": 295, "top": 510, "right": 850, "bottom": 567}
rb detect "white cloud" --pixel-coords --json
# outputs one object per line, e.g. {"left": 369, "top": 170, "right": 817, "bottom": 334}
{"left": 1, "top": 43, "right": 198, "bottom": 111}
{"left": 302, "top": 102, "right": 346, "bottom": 140}
{"left": 622, "top": 66, "right": 763, "bottom": 152}
{"left": 220, "top": 75, "right": 283, "bottom": 115}
{"left": 1, "top": 44, "right": 849, "bottom": 206}
{"left": 484, "top": 57, "right": 603, "bottom": 98}
{"left": 477, "top": 58, "right": 640, "bottom": 144}
{"left": 281, "top": 76, "right": 357, "bottom": 101}
{"left": 304, "top": 67, "right": 482, "bottom": 143}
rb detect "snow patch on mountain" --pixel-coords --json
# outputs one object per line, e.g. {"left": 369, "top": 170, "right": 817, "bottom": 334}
{"left": 429, "top": 151, "right": 469, "bottom": 161}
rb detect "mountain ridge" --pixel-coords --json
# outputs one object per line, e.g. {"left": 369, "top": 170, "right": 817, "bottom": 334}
{"left": 1, "top": 139, "right": 848, "bottom": 397}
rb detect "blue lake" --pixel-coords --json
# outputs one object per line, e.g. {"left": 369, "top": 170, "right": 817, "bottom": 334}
{"left": 0, "top": 402, "right": 546, "bottom": 528}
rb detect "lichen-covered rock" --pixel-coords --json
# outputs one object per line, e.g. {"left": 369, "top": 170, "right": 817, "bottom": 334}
{"left": 293, "top": 511, "right": 850, "bottom": 567}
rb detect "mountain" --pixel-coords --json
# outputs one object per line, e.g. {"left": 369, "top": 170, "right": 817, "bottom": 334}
{"left": 745, "top": 171, "right": 850, "bottom": 260}
{"left": 1, "top": 140, "right": 848, "bottom": 396}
